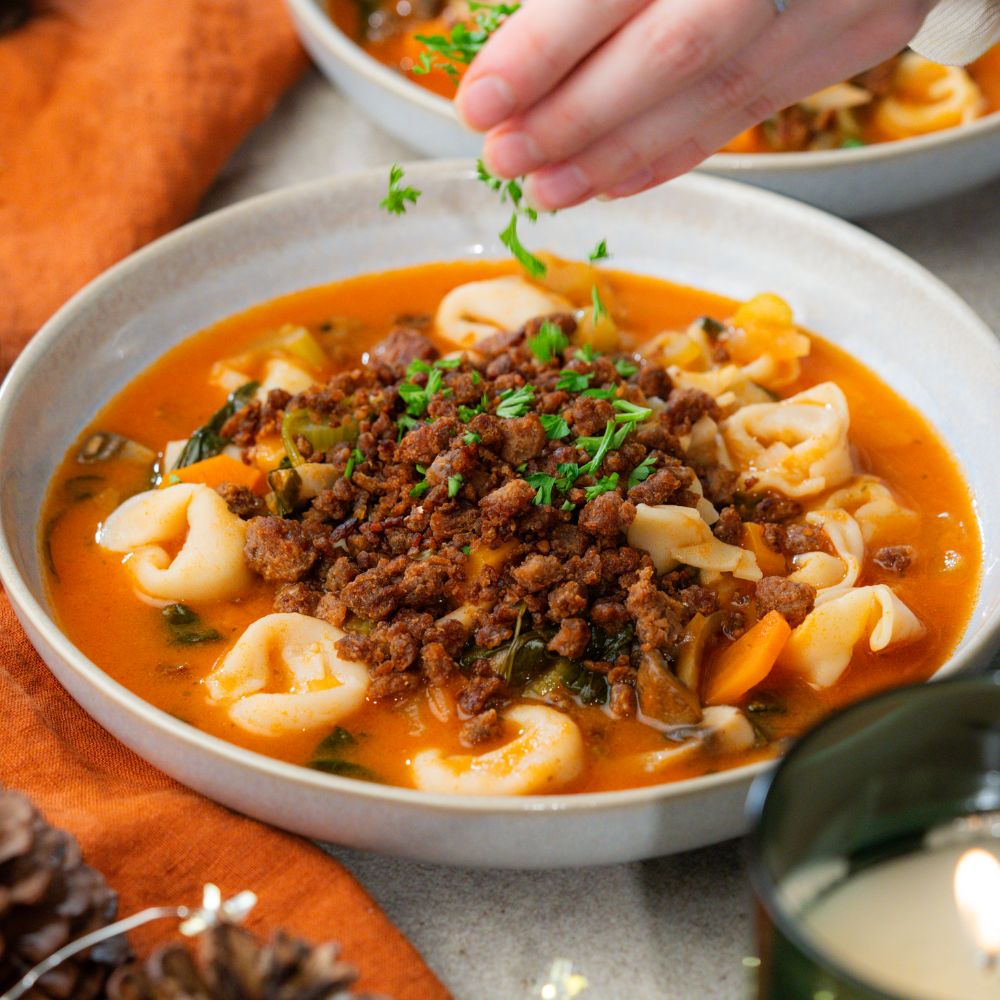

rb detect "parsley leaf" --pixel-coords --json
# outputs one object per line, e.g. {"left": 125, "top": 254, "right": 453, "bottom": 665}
{"left": 398, "top": 367, "right": 443, "bottom": 417}
{"left": 499, "top": 213, "right": 546, "bottom": 279}
{"left": 584, "top": 473, "right": 620, "bottom": 501}
{"left": 410, "top": 479, "right": 431, "bottom": 499}
{"left": 582, "top": 387, "right": 617, "bottom": 399}
{"left": 588, "top": 239, "right": 610, "bottom": 262}
{"left": 580, "top": 421, "right": 631, "bottom": 475}
{"left": 458, "top": 393, "right": 489, "bottom": 423}
{"left": 591, "top": 285, "right": 608, "bottom": 325}
{"left": 525, "top": 472, "right": 557, "bottom": 506}
{"left": 447, "top": 474, "right": 464, "bottom": 498}
{"left": 628, "top": 455, "right": 657, "bottom": 488}
{"left": 496, "top": 384, "right": 535, "bottom": 419}
{"left": 413, "top": 3, "right": 521, "bottom": 80}
{"left": 612, "top": 399, "right": 653, "bottom": 423}
{"left": 527, "top": 321, "right": 569, "bottom": 364}
{"left": 614, "top": 357, "right": 639, "bottom": 378}
{"left": 380, "top": 164, "right": 421, "bottom": 216}
{"left": 344, "top": 447, "right": 364, "bottom": 481}
{"left": 462, "top": 431, "right": 482, "bottom": 445}
{"left": 462, "top": 544, "right": 472, "bottom": 555}
{"left": 556, "top": 369, "right": 592, "bottom": 393}
{"left": 555, "top": 462, "right": 580, "bottom": 491}
{"left": 576, "top": 344, "right": 600, "bottom": 363}
{"left": 539, "top": 413, "right": 570, "bottom": 440}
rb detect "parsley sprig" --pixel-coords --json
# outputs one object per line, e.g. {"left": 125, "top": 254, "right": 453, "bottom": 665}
{"left": 380, "top": 164, "right": 421, "bottom": 216}
{"left": 412, "top": 2, "right": 521, "bottom": 81}
{"left": 496, "top": 384, "right": 535, "bottom": 418}
{"left": 527, "top": 321, "right": 568, "bottom": 364}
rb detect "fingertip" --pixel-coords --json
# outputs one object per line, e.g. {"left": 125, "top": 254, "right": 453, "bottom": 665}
{"left": 482, "top": 128, "right": 545, "bottom": 179}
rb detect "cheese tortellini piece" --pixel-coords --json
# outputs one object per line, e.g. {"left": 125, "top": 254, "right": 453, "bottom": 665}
{"left": 632, "top": 706, "right": 756, "bottom": 773}
{"left": 206, "top": 613, "right": 369, "bottom": 736}
{"left": 778, "top": 585, "right": 925, "bottom": 688}
{"left": 411, "top": 705, "right": 584, "bottom": 795}
{"left": 789, "top": 509, "right": 865, "bottom": 604}
{"left": 722, "top": 382, "right": 854, "bottom": 498}
{"left": 627, "top": 504, "right": 761, "bottom": 580}
{"left": 98, "top": 484, "right": 252, "bottom": 602}
{"left": 874, "top": 54, "right": 985, "bottom": 140}
{"left": 822, "top": 475, "right": 919, "bottom": 544}
{"left": 435, "top": 277, "right": 572, "bottom": 349}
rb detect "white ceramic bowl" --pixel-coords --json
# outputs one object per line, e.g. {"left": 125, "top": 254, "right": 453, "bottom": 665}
{"left": 1, "top": 163, "right": 998, "bottom": 869}
{"left": 285, "top": 0, "right": 1000, "bottom": 218}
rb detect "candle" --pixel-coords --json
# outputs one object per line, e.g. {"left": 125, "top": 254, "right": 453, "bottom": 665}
{"left": 792, "top": 839, "right": 1000, "bottom": 1000}
{"left": 748, "top": 673, "right": 1000, "bottom": 1000}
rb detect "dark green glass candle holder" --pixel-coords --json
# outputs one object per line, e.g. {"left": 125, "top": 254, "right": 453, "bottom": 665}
{"left": 748, "top": 672, "right": 1000, "bottom": 1000}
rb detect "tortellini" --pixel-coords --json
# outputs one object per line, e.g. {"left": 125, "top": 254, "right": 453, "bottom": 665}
{"left": 99, "top": 484, "right": 252, "bottom": 602}
{"left": 822, "top": 475, "right": 918, "bottom": 544}
{"left": 435, "top": 277, "right": 573, "bottom": 349}
{"left": 627, "top": 504, "right": 761, "bottom": 580}
{"left": 206, "top": 613, "right": 370, "bottom": 736}
{"left": 788, "top": 509, "right": 865, "bottom": 604}
{"left": 411, "top": 705, "right": 584, "bottom": 795}
{"left": 874, "top": 54, "right": 985, "bottom": 140}
{"left": 722, "top": 382, "right": 854, "bottom": 498}
{"left": 633, "top": 706, "right": 756, "bottom": 773}
{"left": 777, "top": 585, "right": 925, "bottom": 688}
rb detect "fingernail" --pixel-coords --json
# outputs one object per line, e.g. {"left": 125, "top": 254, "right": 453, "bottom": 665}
{"left": 529, "top": 164, "right": 593, "bottom": 209}
{"left": 483, "top": 130, "right": 545, "bottom": 176}
{"left": 456, "top": 75, "right": 516, "bottom": 130}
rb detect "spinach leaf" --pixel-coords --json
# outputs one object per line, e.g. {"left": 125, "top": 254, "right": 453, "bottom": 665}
{"left": 162, "top": 604, "right": 221, "bottom": 645}
{"left": 308, "top": 727, "right": 381, "bottom": 782}
{"left": 174, "top": 382, "right": 258, "bottom": 469}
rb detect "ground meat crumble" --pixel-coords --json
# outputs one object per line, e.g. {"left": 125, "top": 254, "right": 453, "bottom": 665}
{"left": 220, "top": 311, "right": 859, "bottom": 725}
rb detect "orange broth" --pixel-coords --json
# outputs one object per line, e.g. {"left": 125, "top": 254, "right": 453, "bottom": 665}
{"left": 41, "top": 261, "right": 981, "bottom": 793}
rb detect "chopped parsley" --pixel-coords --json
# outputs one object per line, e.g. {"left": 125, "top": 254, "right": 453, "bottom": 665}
{"left": 579, "top": 421, "right": 631, "bottom": 475}
{"left": 410, "top": 479, "right": 431, "bottom": 499}
{"left": 471, "top": 371, "right": 481, "bottom": 385}
{"left": 344, "top": 447, "right": 364, "bottom": 480}
{"left": 499, "top": 213, "right": 546, "bottom": 279}
{"left": 628, "top": 454, "right": 657, "bottom": 488}
{"left": 614, "top": 357, "right": 639, "bottom": 378}
{"left": 462, "top": 544, "right": 472, "bottom": 555}
{"left": 560, "top": 500, "right": 575, "bottom": 511}
{"left": 556, "top": 369, "right": 592, "bottom": 393}
{"left": 496, "top": 384, "right": 535, "bottom": 419}
{"left": 584, "top": 473, "right": 619, "bottom": 501}
{"left": 458, "top": 393, "right": 489, "bottom": 422}
{"left": 525, "top": 472, "right": 557, "bottom": 506}
{"left": 555, "top": 462, "right": 580, "bottom": 491}
{"left": 591, "top": 285, "right": 608, "bottom": 325}
{"left": 462, "top": 431, "right": 482, "bottom": 445}
{"left": 527, "top": 321, "right": 569, "bottom": 364}
{"left": 612, "top": 399, "right": 653, "bottom": 423}
{"left": 539, "top": 413, "right": 570, "bottom": 440}
{"left": 380, "top": 164, "right": 421, "bottom": 216}
{"left": 588, "top": 239, "right": 610, "bottom": 262}
{"left": 582, "top": 387, "right": 617, "bottom": 400}
{"left": 576, "top": 344, "right": 600, "bottom": 363}
{"left": 398, "top": 366, "right": 444, "bottom": 417}
{"left": 413, "top": 4, "right": 521, "bottom": 80}
{"left": 447, "top": 474, "right": 464, "bottom": 498}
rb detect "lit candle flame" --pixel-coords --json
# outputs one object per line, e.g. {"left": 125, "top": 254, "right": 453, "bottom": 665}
{"left": 954, "top": 848, "right": 1000, "bottom": 966}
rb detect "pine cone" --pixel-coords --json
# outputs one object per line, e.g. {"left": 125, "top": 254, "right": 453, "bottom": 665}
{"left": 105, "top": 924, "right": 386, "bottom": 1000}
{"left": 0, "top": 789, "right": 130, "bottom": 999}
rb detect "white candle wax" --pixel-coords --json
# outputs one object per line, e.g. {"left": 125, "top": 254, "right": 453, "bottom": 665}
{"left": 789, "top": 841, "right": 1000, "bottom": 1000}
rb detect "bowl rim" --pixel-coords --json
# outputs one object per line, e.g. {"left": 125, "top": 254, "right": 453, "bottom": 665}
{"left": 1, "top": 161, "right": 998, "bottom": 819}
{"left": 287, "top": 0, "right": 1000, "bottom": 173}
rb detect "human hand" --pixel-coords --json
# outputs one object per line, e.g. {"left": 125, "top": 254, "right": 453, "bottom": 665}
{"left": 455, "top": 0, "right": 938, "bottom": 208}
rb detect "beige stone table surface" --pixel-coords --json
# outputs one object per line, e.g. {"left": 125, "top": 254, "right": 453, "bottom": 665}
{"left": 201, "top": 70, "right": 1000, "bottom": 1000}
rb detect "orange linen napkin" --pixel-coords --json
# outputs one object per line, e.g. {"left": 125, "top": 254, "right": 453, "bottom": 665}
{"left": 0, "top": 599, "right": 450, "bottom": 998}
{"left": 0, "top": 0, "right": 306, "bottom": 372}
{"left": 0, "top": 4, "right": 450, "bottom": 996}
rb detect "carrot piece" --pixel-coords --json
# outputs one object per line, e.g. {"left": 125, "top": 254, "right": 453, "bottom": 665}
{"left": 704, "top": 611, "right": 792, "bottom": 707}
{"left": 741, "top": 522, "right": 787, "bottom": 577}
{"left": 161, "top": 454, "right": 264, "bottom": 494}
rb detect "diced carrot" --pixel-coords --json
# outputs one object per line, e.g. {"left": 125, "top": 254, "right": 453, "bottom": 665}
{"left": 161, "top": 454, "right": 264, "bottom": 494}
{"left": 704, "top": 611, "right": 792, "bottom": 706}
{"left": 741, "top": 522, "right": 787, "bottom": 576}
